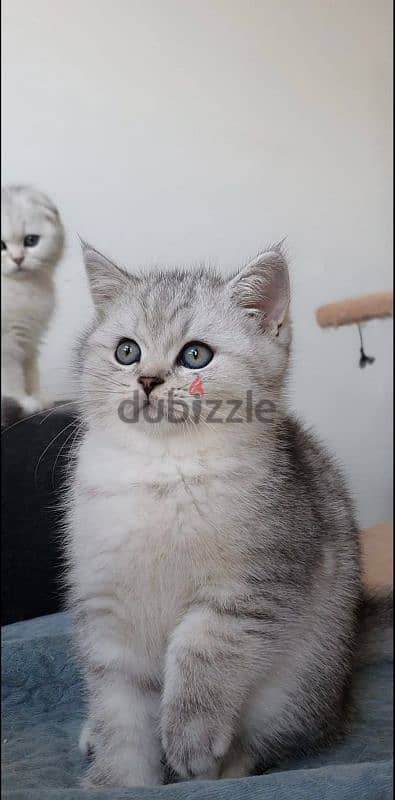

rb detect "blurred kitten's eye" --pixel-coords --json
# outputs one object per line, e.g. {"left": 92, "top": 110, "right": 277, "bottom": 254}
{"left": 24, "top": 234, "right": 40, "bottom": 247}
{"left": 115, "top": 339, "right": 141, "bottom": 365}
{"left": 178, "top": 341, "right": 214, "bottom": 369}
{"left": 1, "top": 240, "right": 6, "bottom": 250}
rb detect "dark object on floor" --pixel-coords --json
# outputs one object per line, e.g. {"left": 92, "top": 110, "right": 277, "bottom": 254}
{"left": 1, "top": 407, "right": 79, "bottom": 625}
{"left": 1, "top": 396, "right": 23, "bottom": 428}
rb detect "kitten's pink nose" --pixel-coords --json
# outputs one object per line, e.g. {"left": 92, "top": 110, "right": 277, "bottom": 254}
{"left": 13, "top": 256, "right": 24, "bottom": 267}
{"left": 138, "top": 376, "right": 164, "bottom": 397}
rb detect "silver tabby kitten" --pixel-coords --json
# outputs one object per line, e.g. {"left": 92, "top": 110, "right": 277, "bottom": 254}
{"left": 66, "top": 242, "right": 380, "bottom": 788}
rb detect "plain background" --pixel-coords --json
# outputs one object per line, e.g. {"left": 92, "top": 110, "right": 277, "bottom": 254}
{"left": 2, "top": 0, "right": 393, "bottom": 528}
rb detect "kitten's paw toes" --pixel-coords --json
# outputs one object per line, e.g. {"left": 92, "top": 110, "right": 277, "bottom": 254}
{"left": 220, "top": 751, "right": 255, "bottom": 778}
{"left": 163, "top": 715, "right": 231, "bottom": 779}
{"left": 83, "top": 759, "right": 163, "bottom": 788}
{"left": 20, "top": 395, "right": 43, "bottom": 415}
{"left": 1, "top": 395, "right": 43, "bottom": 427}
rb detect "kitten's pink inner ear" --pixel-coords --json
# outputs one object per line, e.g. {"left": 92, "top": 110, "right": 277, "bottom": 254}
{"left": 230, "top": 250, "right": 290, "bottom": 333}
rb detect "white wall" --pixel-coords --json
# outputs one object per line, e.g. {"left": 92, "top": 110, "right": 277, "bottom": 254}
{"left": 2, "top": 0, "right": 393, "bottom": 527}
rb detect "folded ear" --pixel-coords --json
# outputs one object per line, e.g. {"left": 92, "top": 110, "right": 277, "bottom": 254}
{"left": 34, "top": 192, "right": 62, "bottom": 224}
{"left": 229, "top": 245, "right": 290, "bottom": 335}
{"left": 80, "top": 240, "right": 131, "bottom": 312}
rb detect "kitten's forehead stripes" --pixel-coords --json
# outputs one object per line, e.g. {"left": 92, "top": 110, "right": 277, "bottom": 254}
{"left": 168, "top": 303, "right": 194, "bottom": 325}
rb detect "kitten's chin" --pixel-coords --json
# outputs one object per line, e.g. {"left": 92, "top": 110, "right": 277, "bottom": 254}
{"left": 1, "top": 262, "right": 50, "bottom": 277}
{"left": 2, "top": 264, "right": 21, "bottom": 276}
{"left": 113, "top": 402, "right": 202, "bottom": 438}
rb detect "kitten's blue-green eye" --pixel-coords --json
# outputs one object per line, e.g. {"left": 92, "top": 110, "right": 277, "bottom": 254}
{"left": 178, "top": 341, "right": 214, "bottom": 369}
{"left": 24, "top": 234, "right": 40, "bottom": 247}
{"left": 1, "top": 240, "right": 6, "bottom": 251}
{"left": 115, "top": 339, "right": 141, "bottom": 365}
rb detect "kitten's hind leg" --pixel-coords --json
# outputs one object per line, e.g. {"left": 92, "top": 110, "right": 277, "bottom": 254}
{"left": 220, "top": 743, "right": 255, "bottom": 779}
{"left": 236, "top": 673, "right": 348, "bottom": 778}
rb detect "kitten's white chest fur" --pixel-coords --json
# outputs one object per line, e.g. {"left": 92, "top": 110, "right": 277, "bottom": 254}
{"left": 2, "top": 273, "right": 54, "bottom": 341}
{"left": 69, "top": 428, "right": 246, "bottom": 678}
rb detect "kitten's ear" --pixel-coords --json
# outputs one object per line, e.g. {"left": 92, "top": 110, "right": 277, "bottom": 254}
{"left": 229, "top": 244, "right": 290, "bottom": 335}
{"left": 80, "top": 240, "right": 130, "bottom": 312}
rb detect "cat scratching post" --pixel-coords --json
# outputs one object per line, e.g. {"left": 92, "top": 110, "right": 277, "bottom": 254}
{"left": 316, "top": 291, "right": 393, "bottom": 328}
{"left": 316, "top": 289, "right": 393, "bottom": 368}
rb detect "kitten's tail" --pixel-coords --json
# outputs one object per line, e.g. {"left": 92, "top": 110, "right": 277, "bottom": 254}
{"left": 358, "top": 589, "right": 393, "bottom": 665}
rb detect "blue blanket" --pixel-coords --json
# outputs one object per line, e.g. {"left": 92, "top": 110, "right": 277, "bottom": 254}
{"left": 2, "top": 613, "right": 393, "bottom": 799}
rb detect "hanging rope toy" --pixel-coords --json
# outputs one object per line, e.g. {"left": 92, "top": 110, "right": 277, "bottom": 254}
{"left": 357, "top": 324, "right": 375, "bottom": 369}
{"left": 316, "top": 290, "right": 392, "bottom": 368}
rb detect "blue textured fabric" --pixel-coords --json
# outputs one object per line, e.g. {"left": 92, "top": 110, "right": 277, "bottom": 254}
{"left": 2, "top": 613, "right": 393, "bottom": 799}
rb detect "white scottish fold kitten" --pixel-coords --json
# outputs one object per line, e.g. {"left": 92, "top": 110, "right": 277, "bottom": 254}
{"left": 1, "top": 185, "right": 64, "bottom": 424}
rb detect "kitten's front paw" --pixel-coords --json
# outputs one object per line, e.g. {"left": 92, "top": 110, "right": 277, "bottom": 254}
{"left": 84, "top": 758, "right": 163, "bottom": 788}
{"left": 162, "top": 706, "right": 232, "bottom": 779}
{"left": 20, "top": 394, "right": 43, "bottom": 415}
{"left": 79, "top": 719, "right": 163, "bottom": 787}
